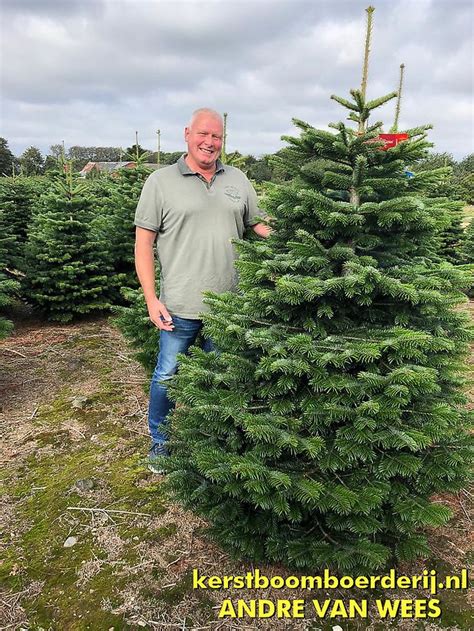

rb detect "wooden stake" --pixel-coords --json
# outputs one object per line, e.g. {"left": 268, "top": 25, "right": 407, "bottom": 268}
{"left": 222, "top": 112, "right": 228, "bottom": 164}
{"left": 392, "top": 63, "right": 405, "bottom": 132}
{"left": 361, "top": 6, "right": 375, "bottom": 100}
{"left": 156, "top": 129, "right": 161, "bottom": 166}
{"left": 359, "top": 6, "right": 375, "bottom": 133}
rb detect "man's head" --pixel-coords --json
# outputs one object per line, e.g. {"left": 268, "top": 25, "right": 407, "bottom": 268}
{"left": 184, "top": 108, "right": 223, "bottom": 173}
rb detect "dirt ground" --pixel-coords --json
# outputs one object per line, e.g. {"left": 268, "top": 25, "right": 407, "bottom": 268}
{"left": 0, "top": 306, "right": 472, "bottom": 631}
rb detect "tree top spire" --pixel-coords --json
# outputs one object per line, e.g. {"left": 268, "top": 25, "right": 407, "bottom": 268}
{"left": 360, "top": 5, "right": 376, "bottom": 123}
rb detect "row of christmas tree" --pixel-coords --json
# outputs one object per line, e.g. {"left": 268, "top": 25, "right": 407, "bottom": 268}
{"left": 1, "top": 148, "right": 473, "bottom": 342}
{"left": 0, "top": 158, "right": 151, "bottom": 337}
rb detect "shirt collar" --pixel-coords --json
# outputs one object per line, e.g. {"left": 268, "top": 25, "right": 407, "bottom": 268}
{"left": 177, "top": 154, "right": 225, "bottom": 176}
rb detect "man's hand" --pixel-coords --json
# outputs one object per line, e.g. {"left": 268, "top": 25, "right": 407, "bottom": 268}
{"left": 135, "top": 227, "right": 174, "bottom": 331}
{"left": 252, "top": 221, "right": 272, "bottom": 238}
{"left": 147, "top": 296, "right": 174, "bottom": 331}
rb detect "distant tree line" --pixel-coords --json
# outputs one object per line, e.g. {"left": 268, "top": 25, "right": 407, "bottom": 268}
{"left": 0, "top": 137, "right": 473, "bottom": 203}
{"left": 0, "top": 138, "right": 185, "bottom": 176}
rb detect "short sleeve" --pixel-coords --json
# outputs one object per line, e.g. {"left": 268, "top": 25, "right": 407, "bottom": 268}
{"left": 134, "top": 172, "right": 164, "bottom": 232}
{"left": 243, "top": 177, "right": 265, "bottom": 228}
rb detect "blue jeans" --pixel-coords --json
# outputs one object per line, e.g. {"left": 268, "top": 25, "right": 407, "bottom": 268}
{"left": 148, "top": 315, "right": 215, "bottom": 444}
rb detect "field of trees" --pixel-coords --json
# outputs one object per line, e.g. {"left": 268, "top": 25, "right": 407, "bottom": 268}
{"left": 1, "top": 134, "right": 473, "bottom": 338}
{"left": 0, "top": 126, "right": 473, "bottom": 628}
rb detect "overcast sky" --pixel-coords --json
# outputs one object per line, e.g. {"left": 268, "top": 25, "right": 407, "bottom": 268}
{"left": 1, "top": 0, "right": 472, "bottom": 160}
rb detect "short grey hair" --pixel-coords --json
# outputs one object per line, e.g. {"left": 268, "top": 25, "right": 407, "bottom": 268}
{"left": 188, "top": 108, "right": 223, "bottom": 128}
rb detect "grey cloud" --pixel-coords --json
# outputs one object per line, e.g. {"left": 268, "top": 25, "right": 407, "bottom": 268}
{"left": 1, "top": 0, "right": 105, "bottom": 18}
{"left": 1, "top": 0, "right": 472, "bottom": 159}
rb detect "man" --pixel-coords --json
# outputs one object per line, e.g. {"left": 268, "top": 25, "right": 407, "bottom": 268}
{"left": 134, "top": 108, "right": 270, "bottom": 472}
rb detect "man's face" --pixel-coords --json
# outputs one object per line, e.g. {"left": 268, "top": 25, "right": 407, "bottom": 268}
{"left": 184, "top": 114, "right": 223, "bottom": 171}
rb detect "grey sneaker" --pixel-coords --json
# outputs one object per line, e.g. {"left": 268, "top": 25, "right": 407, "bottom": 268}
{"left": 148, "top": 442, "right": 169, "bottom": 474}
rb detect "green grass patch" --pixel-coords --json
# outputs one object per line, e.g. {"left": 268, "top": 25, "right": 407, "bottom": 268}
{"left": 2, "top": 430, "right": 169, "bottom": 628}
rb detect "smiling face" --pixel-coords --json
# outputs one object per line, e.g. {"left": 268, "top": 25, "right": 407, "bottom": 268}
{"left": 184, "top": 112, "right": 223, "bottom": 174}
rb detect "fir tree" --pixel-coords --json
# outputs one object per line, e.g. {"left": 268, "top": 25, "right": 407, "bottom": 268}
{"left": 0, "top": 208, "right": 20, "bottom": 338}
{"left": 161, "top": 90, "right": 472, "bottom": 572}
{"left": 436, "top": 199, "right": 465, "bottom": 264}
{"left": 461, "top": 218, "right": 474, "bottom": 264}
{"left": 99, "top": 152, "right": 152, "bottom": 294}
{"left": 22, "top": 167, "right": 112, "bottom": 322}
{"left": 112, "top": 284, "right": 160, "bottom": 375}
{"left": 454, "top": 154, "right": 474, "bottom": 205}
{"left": 460, "top": 219, "right": 474, "bottom": 296}
{"left": 0, "top": 176, "right": 48, "bottom": 270}
{"left": 0, "top": 138, "right": 16, "bottom": 176}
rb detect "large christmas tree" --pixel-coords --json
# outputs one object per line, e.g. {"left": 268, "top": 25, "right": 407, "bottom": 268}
{"left": 159, "top": 85, "right": 472, "bottom": 571}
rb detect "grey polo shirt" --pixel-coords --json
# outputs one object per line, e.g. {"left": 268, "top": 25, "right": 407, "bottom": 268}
{"left": 134, "top": 155, "right": 261, "bottom": 319}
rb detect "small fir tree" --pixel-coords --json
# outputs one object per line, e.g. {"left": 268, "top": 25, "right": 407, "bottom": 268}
{"left": 113, "top": 283, "right": 160, "bottom": 375}
{"left": 460, "top": 218, "right": 474, "bottom": 296}
{"left": 161, "top": 89, "right": 472, "bottom": 572}
{"left": 22, "top": 166, "right": 113, "bottom": 322}
{"left": 461, "top": 218, "right": 474, "bottom": 264}
{"left": 435, "top": 199, "right": 466, "bottom": 264}
{"left": 454, "top": 155, "right": 474, "bottom": 205}
{"left": 0, "top": 176, "right": 48, "bottom": 270}
{"left": 0, "top": 208, "right": 20, "bottom": 338}
{"left": 0, "top": 138, "right": 16, "bottom": 176}
{"left": 99, "top": 151, "right": 152, "bottom": 293}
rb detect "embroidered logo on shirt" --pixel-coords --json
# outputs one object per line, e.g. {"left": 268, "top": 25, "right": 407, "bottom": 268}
{"left": 224, "top": 185, "right": 241, "bottom": 201}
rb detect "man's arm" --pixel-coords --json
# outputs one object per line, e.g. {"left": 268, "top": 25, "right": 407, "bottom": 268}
{"left": 244, "top": 176, "right": 272, "bottom": 238}
{"left": 134, "top": 227, "right": 174, "bottom": 331}
{"left": 251, "top": 222, "right": 272, "bottom": 238}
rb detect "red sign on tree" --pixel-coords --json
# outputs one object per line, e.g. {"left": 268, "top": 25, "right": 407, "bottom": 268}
{"left": 378, "top": 133, "right": 409, "bottom": 150}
